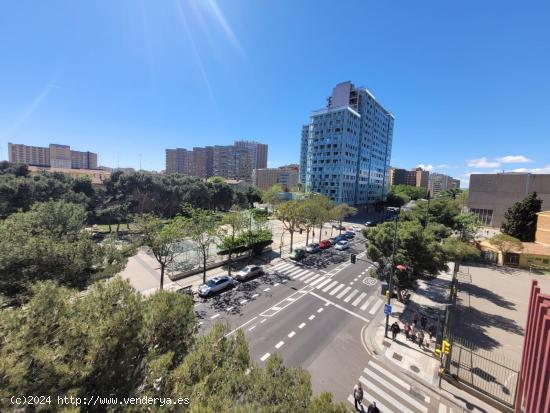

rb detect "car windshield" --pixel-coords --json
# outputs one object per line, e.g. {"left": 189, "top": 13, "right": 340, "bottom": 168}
{"left": 206, "top": 280, "right": 216, "bottom": 287}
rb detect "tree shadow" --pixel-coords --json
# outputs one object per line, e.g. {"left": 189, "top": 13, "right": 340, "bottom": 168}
{"left": 451, "top": 304, "right": 524, "bottom": 351}
{"left": 458, "top": 282, "right": 516, "bottom": 310}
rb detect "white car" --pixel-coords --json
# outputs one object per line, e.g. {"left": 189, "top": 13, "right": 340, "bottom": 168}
{"left": 352, "top": 225, "right": 361, "bottom": 231}
{"left": 335, "top": 240, "right": 349, "bottom": 250}
{"left": 198, "top": 275, "right": 234, "bottom": 297}
{"left": 306, "top": 243, "right": 320, "bottom": 253}
{"left": 235, "top": 265, "right": 263, "bottom": 281}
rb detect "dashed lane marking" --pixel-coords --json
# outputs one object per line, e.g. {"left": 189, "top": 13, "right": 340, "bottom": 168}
{"left": 260, "top": 353, "right": 270, "bottom": 362}
{"left": 288, "top": 331, "right": 296, "bottom": 338}
{"left": 298, "top": 322, "right": 306, "bottom": 329}
{"left": 275, "top": 341, "right": 284, "bottom": 349}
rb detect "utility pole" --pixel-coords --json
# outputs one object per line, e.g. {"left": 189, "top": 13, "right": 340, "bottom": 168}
{"left": 385, "top": 206, "right": 400, "bottom": 338}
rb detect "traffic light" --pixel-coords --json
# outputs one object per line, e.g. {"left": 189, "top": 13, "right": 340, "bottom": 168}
{"left": 350, "top": 253, "right": 357, "bottom": 264}
{"left": 442, "top": 339, "right": 451, "bottom": 354}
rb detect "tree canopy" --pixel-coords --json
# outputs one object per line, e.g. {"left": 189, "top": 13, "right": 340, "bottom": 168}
{"left": 391, "top": 184, "right": 428, "bottom": 201}
{"left": 501, "top": 192, "right": 543, "bottom": 242}
{"left": 0, "top": 278, "right": 347, "bottom": 412}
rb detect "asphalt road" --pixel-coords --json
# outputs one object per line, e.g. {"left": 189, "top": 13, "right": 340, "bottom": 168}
{"left": 194, "top": 234, "right": 462, "bottom": 412}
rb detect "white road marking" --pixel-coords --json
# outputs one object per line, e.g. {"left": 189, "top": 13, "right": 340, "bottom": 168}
{"left": 287, "top": 268, "right": 303, "bottom": 277}
{"left": 224, "top": 316, "right": 258, "bottom": 337}
{"left": 309, "top": 292, "right": 370, "bottom": 323}
{"left": 350, "top": 282, "right": 354, "bottom": 285}
{"left": 322, "top": 280, "right": 338, "bottom": 292}
{"left": 344, "top": 289, "right": 359, "bottom": 303}
{"left": 303, "top": 273, "right": 323, "bottom": 283}
{"left": 360, "top": 295, "right": 375, "bottom": 311}
{"left": 263, "top": 287, "right": 270, "bottom": 292}
{"left": 316, "top": 278, "right": 332, "bottom": 289}
{"left": 272, "top": 306, "right": 281, "bottom": 311}
{"left": 292, "top": 269, "right": 308, "bottom": 279}
{"left": 211, "top": 313, "right": 220, "bottom": 319}
{"left": 275, "top": 341, "right": 284, "bottom": 349}
{"left": 299, "top": 322, "right": 306, "bottom": 329}
{"left": 337, "top": 286, "right": 352, "bottom": 299}
{"left": 273, "top": 283, "right": 280, "bottom": 287}
{"left": 325, "top": 302, "right": 330, "bottom": 306}
{"left": 295, "top": 271, "right": 313, "bottom": 281}
{"left": 364, "top": 367, "right": 427, "bottom": 412}
{"left": 352, "top": 292, "right": 367, "bottom": 307}
{"left": 248, "top": 325, "right": 257, "bottom": 331}
{"left": 359, "top": 376, "right": 415, "bottom": 413}
{"left": 240, "top": 299, "right": 248, "bottom": 305}
{"left": 288, "top": 331, "right": 296, "bottom": 338}
{"left": 260, "top": 353, "right": 270, "bottom": 361}
{"left": 367, "top": 361, "right": 410, "bottom": 390}
{"left": 329, "top": 283, "right": 345, "bottom": 295}
{"left": 308, "top": 314, "right": 316, "bottom": 320}
{"left": 317, "top": 307, "right": 324, "bottom": 313}
{"left": 309, "top": 276, "right": 327, "bottom": 287}
{"left": 369, "top": 299, "right": 383, "bottom": 315}
{"left": 260, "top": 319, "right": 267, "bottom": 324}
{"left": 252, "top": 293, "right": 259, "bottom": 298}
{"left": 198, "top": 321, "right": 203, "bottom": 326}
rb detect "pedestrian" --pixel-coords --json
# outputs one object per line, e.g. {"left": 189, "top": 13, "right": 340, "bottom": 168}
{"left": 413, "top": 312, "right": 419, "bottom": 327}
{"left": 367, "top": 401, "right": 380, "bottom": 413}
{"left": 420, "top": 315, "right": 427, "bottom": 330}
{"left": 418, "top": 331, "right": 425, "bottom": 349}
{"left": 391, "top": 321, "right": 400, "bottom": 341}
{"left": 353, "top": 382, "right": 364, "bottom": 411}
{"left": 428, "top": 324, "right": 436, "bottom": 340}
{"left": 404, "top": 322, "right": 411, "bottom": 340}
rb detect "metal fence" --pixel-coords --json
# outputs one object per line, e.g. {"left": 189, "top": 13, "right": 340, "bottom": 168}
{"left": 447, "top": 334, "right": 519, "bottom": 407}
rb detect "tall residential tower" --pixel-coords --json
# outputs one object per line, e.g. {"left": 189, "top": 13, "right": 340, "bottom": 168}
{"left": 300, "top": 81, "right": 394, "bottom": 205}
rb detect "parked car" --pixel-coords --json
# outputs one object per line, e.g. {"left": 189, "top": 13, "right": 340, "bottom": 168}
{"left": 319, "top": 239, "right": 331, "bottom": 249}
{"left": 328, "top": 237, "right": 338, "bottom": 245}
{"left": 306, "top": 243, "right": 320, "bottom": 253}
{"left": 365, "top": 221, "right": 377, "bottom": 227}
{"left": 332, "top": 223, "right": 346, "bottom": 230}
{"left": 335, "top": 240, "right": 349, "bottom": 250}
{"left": 198, "top": 275, "right": 234, "bottom": 297}
{"left": 352, "top": 225, "right": 361, "bottom": 231}
{"left": 289, "top": 248, "right": 306, "bottom": 261}
{"left": 334, "top": 235, "right": 345, "bottom": 243}
{"left": 344, "top": 231, "right": 356, "bottom": 239}
{"left": 235, "top": 265, "right": 263, "bottom": 281}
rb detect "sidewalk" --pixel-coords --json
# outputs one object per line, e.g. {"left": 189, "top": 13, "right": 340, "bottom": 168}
{"left": 363, "top": 269, "right": 503, "bottom": 413}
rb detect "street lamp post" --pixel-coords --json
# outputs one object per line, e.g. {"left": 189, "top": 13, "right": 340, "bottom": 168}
{"left": 385, "top": 206, "right": 400, "bottom": 338}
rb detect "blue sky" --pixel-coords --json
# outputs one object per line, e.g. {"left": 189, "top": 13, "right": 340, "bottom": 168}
{"left": 1, "top": 0, "right": 549, "bottom": 186}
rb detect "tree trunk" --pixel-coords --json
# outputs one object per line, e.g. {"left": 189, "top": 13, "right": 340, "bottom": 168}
{"left": 228, "top": 251, "right": 233, "bottom": 275}
{"left": 339, "top": 220, "right": 343, "bottom": 235}
{"left": 126, "top": 222, "right": 130, "bottom": 230}
{"left": 160, "top": 264, "right": 165, "bottom": 290}
{"left": 306, "top": 229, "right": 310, "bottom": 245}
{"left": 116, "top": 222, "right": 120, "bottom": 233}
{"left": 108, "top": 223, "right": 112, "bottom": 233}
{"left": 319, "top": 224, "right": 322, "bottom": 242}
{"left": 290, "top": 231, "right": 294, "bottom": 252}
{"left": 203, "top": 253, "right": 207, "bottom": 284}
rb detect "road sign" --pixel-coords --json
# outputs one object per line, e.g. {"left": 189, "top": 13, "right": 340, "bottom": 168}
{"left": 384, "top": 304, "right": 392, "bottom": 316}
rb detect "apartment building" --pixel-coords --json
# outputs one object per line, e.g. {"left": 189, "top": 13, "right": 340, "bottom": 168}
{"left": 404, "top": 167, "right": 429, "bottom": 188}
{"left": 165, "top": 140, "right": 266, "bottom": 181}
{"left": 428, "top": 172, "right": 460, "bottom": 197}
{"left": 253, "top": 165, "right": 299, "bottom": 191}
{"left": 389, "top": 167, "right": 407, "bottom": 187}
{"left": 8, "top": 142, "right": 98, "bottom": 169}
{"left": 468, "top": 173, "right": 550, "bottom": 227}
{"left": 300, "top": 81, "right": 394, "bottom": 205}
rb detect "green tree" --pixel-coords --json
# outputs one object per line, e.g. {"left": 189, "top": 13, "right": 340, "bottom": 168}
{"left": 311, "top": 194, "right": 333, "bottom": 242}
{"left": 391, "top": 184, "right": 428, "bottom": 200}
{"left": 0, "top": 201, "right": 127, "bottom": 304}
{"left": 298, "top": 198, "right": 319, "bottom": 245}
{"left": 331, "top": 203, "right": 357, "bottom": 235}
{"left": 262, "top": 183, "right": 284, "bottom": 207}
{"left": 135, "top": 214, "right": 185, "bottom": 290}
{"left": 453, "top": 212, "right": 481, "bottom": 241}
{"left": 489, "top": 233, "right": 523, "bottom": 256}
{"left": 245, "top": 186, "right": 263, "bottom": 208}
{"left": 443, "top": 238, "right": 481, "bottom": 262}
{"left": 501, "top": 192, "right": 543, "bottom": 241}
{"left": 219, "top": 210, "right": 247, "bottom": 275}
{"left": 275, "top": 200, "right": 301, "bottom": 252}
{"left": 385, "top": 191, "right": 409, "bottom": 207}
{"left": 183, "top": 206, "right": 219, "bottom": 283}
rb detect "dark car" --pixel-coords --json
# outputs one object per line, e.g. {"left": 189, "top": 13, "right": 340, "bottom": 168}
{"left": 289, "top": 248, "right": 306, "bottom": 261}
{"left": 344, "top": 231, "right": 355, "bottom": 239}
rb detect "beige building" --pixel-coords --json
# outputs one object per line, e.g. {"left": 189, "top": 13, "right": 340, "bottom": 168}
{"left": 253, "top": 165, "right": 299, "bottom": 191}
{"left": 468, "top": 173, "right": 550, "bottom": 227}
{"left": 404, "top": 167, "right": 429, "bottom": 188}
{"left": 8, "top": 142, "right": 98, "bottom": 169}
{"left": 28, "top": 165, "right": 110, "bottom": 185}
{"left": 428, "top": 172, "right": 460, "bottom": 197}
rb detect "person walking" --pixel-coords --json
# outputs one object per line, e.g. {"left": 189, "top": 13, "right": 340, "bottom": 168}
{"left": 367, "top": 401, "right": 380, "bottom": 413}
{"left": 404, "top": 322, "right": 411, "bottom": 340}
{"left": 418, "top": 331, "right": 425, "bottom": 349}
{"left": 391, "top": 321, "right": 401, "bottom": 341}
{"left": 413, "top": 312, "right": 419, "bottom": 327}
{"left": 353, "top": 382, "right": 364, "bottom": 411}
{"left": 420, "top": 315, "right": 427, "bottom": 330}
{"left": 428, "top": 324, "right": 436, "bottom": 340}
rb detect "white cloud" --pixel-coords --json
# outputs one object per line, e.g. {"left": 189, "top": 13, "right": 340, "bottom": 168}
{"left": 467, "top": 157, "right": 501, "bottom": 168}
{"left": 509, "top": 165, "right": 550, "bottom": 173}
{"left": 497, "top": 155, "right": 533, "bottom": 164}
{"left": 417, "top": 164, "right": 434, "bottom": 172}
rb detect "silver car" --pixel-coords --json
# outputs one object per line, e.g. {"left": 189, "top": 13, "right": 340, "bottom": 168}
{"left": 335, "top": 240, "right": 349, "bottom": 250}
{"left": 235, "top": 265, "right": 264, "bottom": 281}
{"left": 306, "top": 243, "right": 320, "bottom": 253}
{"left": 198, "top": 275, "right": 234, "bottom": 297}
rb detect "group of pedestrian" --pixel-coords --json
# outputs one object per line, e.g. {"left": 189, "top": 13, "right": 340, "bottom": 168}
{"left": 390, "top": 311, "right": 436, "bottom": 350}
{"left": 353, "top": 382, "right": 380, "bottom": 412}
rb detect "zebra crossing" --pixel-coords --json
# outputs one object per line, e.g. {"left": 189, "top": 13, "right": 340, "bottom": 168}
{"left": 270, "top": 261, "right": 383, "bottom": 314}
{"left": 347, "top": 360, "right": 453, "bottom": 413}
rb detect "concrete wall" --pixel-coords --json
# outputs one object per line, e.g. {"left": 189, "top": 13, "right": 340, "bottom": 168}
{"left": 468, "top": 173, "right": 550, "bottom": 227}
